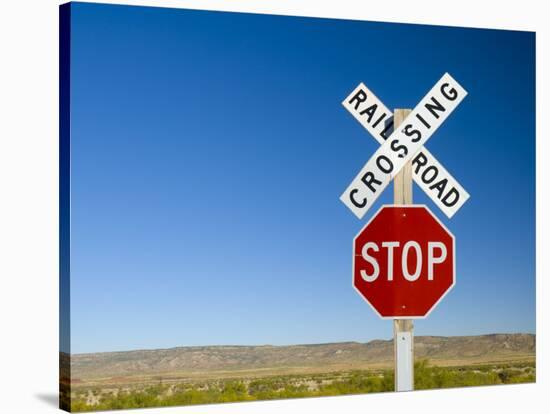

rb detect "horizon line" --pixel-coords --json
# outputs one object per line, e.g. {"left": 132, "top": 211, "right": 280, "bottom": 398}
{"left": 65, "top": 331, "right": 536, "bottom": 356}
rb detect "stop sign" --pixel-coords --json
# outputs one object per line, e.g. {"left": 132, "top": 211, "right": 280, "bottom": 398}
{"left": 353, "top": 205, "right": 455, "bottom": 318}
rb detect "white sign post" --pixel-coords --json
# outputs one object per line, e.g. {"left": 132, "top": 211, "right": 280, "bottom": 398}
{"left": 392, "top": 108, "right": 414, "bottom": 392}
{"left": 340, "top": 73, "right": 468, "bottom": 219}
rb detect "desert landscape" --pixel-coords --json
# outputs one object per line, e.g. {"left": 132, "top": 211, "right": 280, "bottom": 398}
{"left": 60, "top": 333, "right": 535, "bottom": 411}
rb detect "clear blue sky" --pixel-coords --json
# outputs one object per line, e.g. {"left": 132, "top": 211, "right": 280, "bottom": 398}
{"left": 66, "top": 2, "right": 535, "bottom": 353}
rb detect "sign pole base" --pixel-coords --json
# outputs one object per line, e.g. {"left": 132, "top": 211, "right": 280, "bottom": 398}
{"left": 394, "top": 319, "right": 414, "bottom": 391}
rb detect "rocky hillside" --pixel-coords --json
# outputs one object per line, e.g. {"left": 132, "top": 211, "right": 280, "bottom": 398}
{"left": 69, "top": 333, "right": 535, "bottom": 380}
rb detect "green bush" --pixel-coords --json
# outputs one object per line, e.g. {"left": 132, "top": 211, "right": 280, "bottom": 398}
{"left": 69, "top": 360, "right": 535, "bottom": 412}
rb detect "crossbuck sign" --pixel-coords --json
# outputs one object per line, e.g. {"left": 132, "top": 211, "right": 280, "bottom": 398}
{"left": 340, "top": 73, "right": 469, "bottom": 219}
{"left": 341, "top": 73, "right": 468, "bottom": 393}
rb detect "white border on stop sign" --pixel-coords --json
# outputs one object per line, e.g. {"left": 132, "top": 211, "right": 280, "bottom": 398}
{"left": 352, "top": 205, "right": 456, "bottom": 319}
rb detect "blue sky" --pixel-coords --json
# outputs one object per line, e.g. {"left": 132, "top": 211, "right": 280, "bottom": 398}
{"left": 66, "top": 2, "right": 535, "bottom": 353}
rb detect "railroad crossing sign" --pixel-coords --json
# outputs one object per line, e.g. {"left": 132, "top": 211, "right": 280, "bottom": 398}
{"left": 353, "top": 205, "right": 455, "bottom": 318}
{"left": 339, "top": 73, "right": 468, "bottom": 392}
{"left": 340, "top": 73, "right": 469, "bottom": 219}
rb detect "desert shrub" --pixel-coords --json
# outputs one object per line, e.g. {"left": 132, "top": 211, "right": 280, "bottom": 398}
{"left": 70, "top": 399, "right": 91, "bottom": 412}
{"left": 415, "top": 359, "right": 502, "bottom": 389}
{"left": 220, "top": 381, "right": 250, "bottom": 402}
{"left": 68, "top": 361, "right": 535, "bottom": 411}
{"left": 94, "top": 389, "right": 159, "bottom": 410}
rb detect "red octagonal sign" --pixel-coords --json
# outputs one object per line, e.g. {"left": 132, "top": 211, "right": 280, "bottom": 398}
{"left": 353, "top": 205, "right": 455, "bottom": 319}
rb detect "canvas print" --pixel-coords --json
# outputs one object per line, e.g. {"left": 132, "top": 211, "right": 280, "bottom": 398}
{"left": 59, "top": 2, "right": 536, "bottom": 412}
